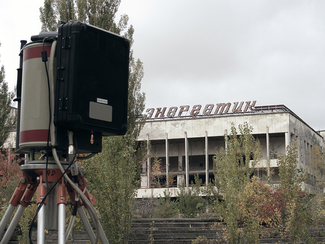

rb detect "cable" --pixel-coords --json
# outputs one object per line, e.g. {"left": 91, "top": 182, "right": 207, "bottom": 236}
{"left": 77, "top": 153, "right": 97, "bottom": 160}
{"left": 42, "top": 36, "right": 51, "bottom": 208}
{"left": 47, "top": 39, "right": 101, "bottom": 243}
{"left": 52, "top": 148, "right": 100, "bottom": 244}
{"left": 51, "top": 132, "right": 101, "bottom": 243}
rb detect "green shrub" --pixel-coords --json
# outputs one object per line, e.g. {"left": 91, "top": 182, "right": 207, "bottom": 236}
{"left": 177, "top": 175, "right": 206, "bottom": 218}
{"left": 154, "top": 190, "right": 178, "bottom": 218}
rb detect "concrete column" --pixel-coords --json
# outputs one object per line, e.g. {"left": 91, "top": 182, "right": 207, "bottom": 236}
{"left": 165, "top": 133, "right": 169, "bottom": 187}
{"left": 185, "top": 131, "right": 189, "bottom": 187}
{"left": 205, "top": 131, "right": 209, "bottom": 186}
{"left": 266, "top": 126, "right": 270, "bottom": 177}
{"left": 298, "top": 136, "right": 301, "bottom": 168}
{"left": 224, "top": 129, "right": 228, "bottom": 152}
{"left": 147, "top": 134, "right": 151, "bottom": 188}
{"left": 178, "top": 145, "right": 183, "bottom": 171}
{"left": 285, "top": 132, "right": 290, "bottom": 153}
{"left": 177, "top": 143, "right": 184, "bottom": 187}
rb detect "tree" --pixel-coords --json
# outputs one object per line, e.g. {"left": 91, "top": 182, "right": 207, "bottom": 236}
{"left": 85, "top": 136, "right": 139, "bottom": 243}
{"left": 40, "top": 0, "right": 124, "bottom": 34}
{"left": 176, "top": 174, "right": 206, "bottom": 218}
{"left": 277, "top": 141, "right": 313, "bottom": 243}
{"left": 307, "top": 145, "right": 325, "bottom": 226}
{"left": 213, "top": 123, "right": 261, "bottom": 244}
{"left": 150, "top": 157, "right": 164, "bottom": 188}
{"left": 0, "top": 149, "right": 20, "bottom": 190}
{"left": 308, "top": 145, "right": 325, "bottom": 190}
{"left": 0, "top": 43, "right": 15, "bottom": 147}
{"left": 238, "top": 176, "right": 285, "bottom": 229}
{"left": 39, "top": 0, "right": 57, "bottom": 32}
{"left": 40, "top": 1, "right": 145, "bottom": 243}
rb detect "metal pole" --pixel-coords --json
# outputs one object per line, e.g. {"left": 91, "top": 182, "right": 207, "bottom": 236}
{"left": 78, "top": 207, "right": 110, "bottom": 244}
{"left": 0, "top": 205, "right": 25, "bottom": 244}
{"left": 78, "top": 207, "right": 96, "bottom": 244}
{"left": 97, "top": 219, "right": 110, "bottom": 244}
{"left": 37, "top": 204, "right": 45, "bottom": 244}
{"left": 0, "top": 204, "right": 16, "bottom": 238}
{"left": 87, "top": 208, "right": 109, "bottom": 244}
{"left": 58, "top": 203, "right": 66, "bottom": 244}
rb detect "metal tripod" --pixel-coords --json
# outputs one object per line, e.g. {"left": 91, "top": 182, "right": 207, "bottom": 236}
{"left": 0, "top": 159, "right": 109, "bottom": 244}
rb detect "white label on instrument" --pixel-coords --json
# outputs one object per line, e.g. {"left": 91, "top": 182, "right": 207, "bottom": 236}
{"left": 97, "top": 98, "right": 108, "bottom": 104}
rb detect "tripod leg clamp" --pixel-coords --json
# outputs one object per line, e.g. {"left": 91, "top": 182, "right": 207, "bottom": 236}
{"left": 57, "top": 179, "right": 67, "bottom": 205}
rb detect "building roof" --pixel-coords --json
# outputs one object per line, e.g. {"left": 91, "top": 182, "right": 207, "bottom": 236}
{"left": 139, "top": 103, "right": 323, "bottom": 143}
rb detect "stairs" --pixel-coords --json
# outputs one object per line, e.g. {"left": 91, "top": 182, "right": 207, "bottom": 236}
{"left": 128, "top": 218, "right": 325, "bottom": 243}
{"left": 128, "top": 218, "right": 221, "bottom": 243}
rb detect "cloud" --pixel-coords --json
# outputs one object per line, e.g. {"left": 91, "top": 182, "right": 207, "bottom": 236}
{"left": 0, "top": 0, "right": 324, "bottom": 130}
{"left": 117, "top": 0, "right": 325, "bottom": 130}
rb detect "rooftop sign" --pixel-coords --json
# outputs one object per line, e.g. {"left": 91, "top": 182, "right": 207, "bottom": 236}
{"left": 145, "top": 101, "right": 257, "bottom": 119}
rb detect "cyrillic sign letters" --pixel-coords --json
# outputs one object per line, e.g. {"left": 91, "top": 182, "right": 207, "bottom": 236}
{"left": 145, "top": 101, "right": 257, "bottom": 119}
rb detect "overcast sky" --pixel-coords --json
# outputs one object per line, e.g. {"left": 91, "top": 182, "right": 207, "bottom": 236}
{"left": 0, "top": 0, "right": 324, "bottom": 130}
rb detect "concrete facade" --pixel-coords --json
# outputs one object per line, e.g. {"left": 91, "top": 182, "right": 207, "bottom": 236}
{"left": 136, "top": 105, "right": 324, "bottom": 198}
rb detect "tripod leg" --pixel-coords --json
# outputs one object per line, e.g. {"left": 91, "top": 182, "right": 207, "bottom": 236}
{"left": 37, "top": 204, "right": 46, "bottom": 244}
{"left": 86, "top": 208, "right": 109, "bottom": 244}
{"left": 58, "top": 203, "right": 66, "bottom": 244}
{"left": 78, "top": 207, "right": 96, "bottom": 244}
{"left": 0, "top": 205, "right": 25, "bottom": 244}
{"left": 70, "top": 177, "right": 109, "bottom": 244}
{"left": 0, "top": 205, "right": 16, "bottom": 238}
{"left": 96, "top": 216, "right": 110, "bottom": 244}
{"left": 57, "top": 178, "right": 67, "bottom": 244}
{"left": 0, "top": 172, "right": 32, "bottom": 238}
{"left": 37, "top": 175, "right": 47, "bottom": 244}
{"left": 0, "top": 177, "right": 37, "bottom": 244}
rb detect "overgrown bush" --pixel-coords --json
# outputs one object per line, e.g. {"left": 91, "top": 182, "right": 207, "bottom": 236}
{"left": 153, "top": 190, "right": 178, "bottom": 218}
{"left": 0, "top": 148, "right": 21, "bottom": 203}
{"left": 0, "top": 148, "right": 34, "bottom": 243}
{"left": 150, "top": 157, "right": 165, "bottom": 188}
{"left": 177, "top": 175, "right": 206, "bottom": 218}
{"left": 238, "top": 176, "right": 285, "bottom": 228}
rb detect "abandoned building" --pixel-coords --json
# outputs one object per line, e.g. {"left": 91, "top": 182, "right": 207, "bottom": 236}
{"left": 3, "top": 101, "right": 325, "bottom": 199}
{"left": 136, "top": 101, "right": 325, "bottom": 198}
